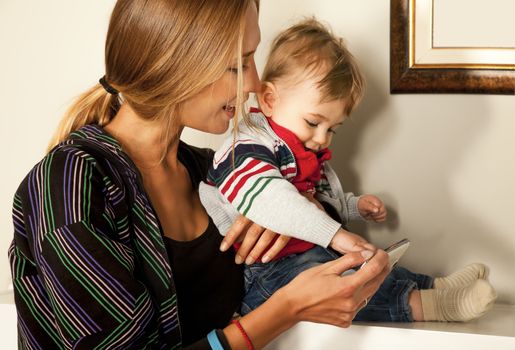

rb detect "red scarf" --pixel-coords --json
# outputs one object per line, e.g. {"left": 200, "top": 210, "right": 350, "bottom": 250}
{"left": 236, "top": 109, "right": 333, "bottom": 261}
{"left": 266, "top": 116, "right": 332, "bottom": 193}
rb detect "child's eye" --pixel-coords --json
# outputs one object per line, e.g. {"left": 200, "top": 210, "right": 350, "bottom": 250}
{"left": 304, "top": 119, "right": 318, "bottom": 128}
{"left": 329, "top": 129, "right": 337, "bottom": 134}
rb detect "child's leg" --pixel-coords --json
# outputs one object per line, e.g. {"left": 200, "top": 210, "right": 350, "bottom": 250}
{"left": 240, "top": 245, "right": 338, "bottom": 315}
{"left": 356, "top": 265, "right": 496, "bottom": 323}
{"left": 417, "top": 279, "right": 497, "bottom": 322}
{"left": 433, "top": 263, "right": 488, "bottom": 289}
{"left": 408, "top": 289, "right": 424, "bottom": 321}
{"left": 354, "top": 266, "right": 433, "bottom": 322}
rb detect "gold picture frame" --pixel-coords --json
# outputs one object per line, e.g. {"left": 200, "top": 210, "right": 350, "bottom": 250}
{"left": 390, "top": 0, "right": 515, "bottom": 94}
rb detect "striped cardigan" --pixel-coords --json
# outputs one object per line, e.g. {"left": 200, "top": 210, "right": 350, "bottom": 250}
{"left": 9, "top": 125, "right": 187, "bottom": 349}
{"left": 199, "top": 111, "right": 363, "bottom": 249}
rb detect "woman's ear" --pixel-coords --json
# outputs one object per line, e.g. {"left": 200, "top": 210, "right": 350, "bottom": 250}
{"left": 257, "top": 82, "right": 278, "bottom": 117}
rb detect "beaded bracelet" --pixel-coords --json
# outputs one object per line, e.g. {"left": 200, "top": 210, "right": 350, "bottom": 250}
{"left": 231, "top": 319, "right": 255, "bottom": 350}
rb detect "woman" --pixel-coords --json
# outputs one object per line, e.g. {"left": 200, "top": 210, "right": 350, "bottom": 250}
{"left": 9, "top": 0, "right": 389, "bottom": 348}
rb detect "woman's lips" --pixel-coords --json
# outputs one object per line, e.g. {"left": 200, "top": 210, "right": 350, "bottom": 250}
{"left": 223, "top": 105, "right": 235, "bottom": 118}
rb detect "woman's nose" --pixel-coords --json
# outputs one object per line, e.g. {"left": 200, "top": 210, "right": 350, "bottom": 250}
{"left": 243, "top": 60, "right": 261, "bottom": 94}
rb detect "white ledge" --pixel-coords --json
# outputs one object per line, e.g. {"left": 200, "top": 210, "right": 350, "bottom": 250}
{"left": 266, "top": 304, "right": 515, "bottom": 350}
{"left": 2, "top": 294, "right": 514, "bottom": 349}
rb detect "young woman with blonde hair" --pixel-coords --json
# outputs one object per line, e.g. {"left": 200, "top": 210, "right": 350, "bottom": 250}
{"left": 9, "top": 1, "right": 389, "bottom": 348}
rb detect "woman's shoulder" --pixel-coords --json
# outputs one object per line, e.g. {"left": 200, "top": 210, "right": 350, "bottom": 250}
{"left": 16, "top": 126, "right": 123, "bottom": 199}
{"left": 15, "top": 144, "right": 96, "bottom": 203}
{"left": 14, "top": 128, "right": 130, "bottom": 239}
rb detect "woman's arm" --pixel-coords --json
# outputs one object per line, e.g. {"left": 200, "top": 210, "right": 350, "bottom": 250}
{"left": 222, "top": 250, "right": 389, "bottom": 349}
{"left": 10, "top": 149, "right": 160, "bottom": 349}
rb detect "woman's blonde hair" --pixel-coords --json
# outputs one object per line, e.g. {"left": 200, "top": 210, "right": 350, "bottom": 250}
{"left": 261, "top": 18, "right": 364, "bottom": 116}
{"left": 48, "top": 0, "right": 259, "bottom": 152}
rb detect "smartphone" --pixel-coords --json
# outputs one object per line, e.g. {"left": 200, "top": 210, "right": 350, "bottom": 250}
{"left": 385, "top": 238, "right": 410, "bottom": 268}
{"left": 340, "top": 238, "right": 410, "bottom": 276}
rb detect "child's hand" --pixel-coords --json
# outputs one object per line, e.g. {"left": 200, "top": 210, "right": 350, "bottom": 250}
{"left": 358, "top": 195, "right": 387, "bottom": 222}
{"left": 329, "top": 228, "right": 376, "bottom": 255}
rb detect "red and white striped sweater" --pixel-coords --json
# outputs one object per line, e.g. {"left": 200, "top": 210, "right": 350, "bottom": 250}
{"left": 199, "top": 110, "right": 364, "bottom": 261}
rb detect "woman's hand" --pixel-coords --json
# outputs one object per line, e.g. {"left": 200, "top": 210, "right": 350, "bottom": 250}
{"left": 220, "top": 215, "right": 291, "bottom": 265}
{"left": 277, "top": 249, "right": 389, "bottom": 328}
{"left": 225, "top": 249, "right": 389, "bottom": 349}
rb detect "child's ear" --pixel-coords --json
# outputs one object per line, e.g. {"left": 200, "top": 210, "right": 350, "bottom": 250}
{"left": 257, "top": 82, "right": 278, "bottom": 117}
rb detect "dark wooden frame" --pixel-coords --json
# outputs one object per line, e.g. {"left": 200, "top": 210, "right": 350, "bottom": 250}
{"left": 390, "top": 0, "right": 515, "bottom": 94}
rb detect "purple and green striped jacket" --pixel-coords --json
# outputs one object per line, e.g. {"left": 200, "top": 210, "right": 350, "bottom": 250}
{"left": 9, "top": 125, "right": 186, "bottom": 349}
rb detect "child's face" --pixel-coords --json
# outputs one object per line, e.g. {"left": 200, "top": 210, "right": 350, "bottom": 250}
{"left": 267, "top": 75, "right": 347, "bottom": 152}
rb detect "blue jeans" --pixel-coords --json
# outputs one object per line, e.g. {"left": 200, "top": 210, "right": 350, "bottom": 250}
{"left": 240, "top": 245, "right": 433, "bottom": 322}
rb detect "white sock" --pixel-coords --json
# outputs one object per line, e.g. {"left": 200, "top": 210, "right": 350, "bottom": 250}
{"left": 433, "top": 263, "right": 488, "bottom": 289}
{"left": 420, "top": 279, "right": 497, "bottom": 322}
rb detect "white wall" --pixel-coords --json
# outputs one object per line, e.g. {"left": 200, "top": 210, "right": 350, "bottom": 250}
{"left": 1, "top": 1, "right": 514, "bottom": 305}
{"left": 0, "top": 0, "right": 117, "bottom": 292}
{"left": 254, "top": 0, "right": 515, "bottom": 304}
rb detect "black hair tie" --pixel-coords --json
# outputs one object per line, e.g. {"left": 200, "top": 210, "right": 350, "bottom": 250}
{"left": 99, "top": 76, "right": 119, "bottom": 95}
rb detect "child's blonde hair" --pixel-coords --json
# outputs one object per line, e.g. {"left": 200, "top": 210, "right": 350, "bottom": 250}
{"left": 262, "top": 18, "right": 365, "bottom": 116}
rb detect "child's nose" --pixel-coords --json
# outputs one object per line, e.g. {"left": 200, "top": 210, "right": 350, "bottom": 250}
{"left": 313, "top": 133, "right": 327, "bottom": 147}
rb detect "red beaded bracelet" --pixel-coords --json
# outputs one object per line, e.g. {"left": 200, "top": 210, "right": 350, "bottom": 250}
{"left": 231, "top": 319, "right": 255, "bottom": 350}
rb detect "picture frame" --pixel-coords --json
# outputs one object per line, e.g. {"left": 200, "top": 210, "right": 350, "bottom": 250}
{"left": 390, "top": 0, "right": 515, "bottom": 94}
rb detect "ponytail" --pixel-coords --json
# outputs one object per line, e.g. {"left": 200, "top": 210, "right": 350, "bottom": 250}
{"left": 47, "top": 83, "right": 121, "bottom": 152}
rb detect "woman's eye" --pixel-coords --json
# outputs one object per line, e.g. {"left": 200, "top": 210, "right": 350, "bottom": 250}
{"left": 304, "top": 119, "right": 318, "bottom": 128}
{"left": 329, "top": 129, "right": 337, "bottom": 134}
{"left": 227, "top": 65, "right": 249, "bottom": 74}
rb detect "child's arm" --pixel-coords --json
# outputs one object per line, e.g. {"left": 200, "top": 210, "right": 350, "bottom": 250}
{"left": 203, "top": 136, "right": 342, "bottom": 248}
{"left": 200, "top": 180, "right": 374, "bottom": 256}
{"left": 302, "top": 192, "right": 376, "bottom": 254}
{"left": 315, "top": 162, "right": 387, "bottom": 224}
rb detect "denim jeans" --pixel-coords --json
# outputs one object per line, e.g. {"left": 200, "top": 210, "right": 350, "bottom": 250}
{"left": 240, "top": 245, "right": 433, "bottom": 322}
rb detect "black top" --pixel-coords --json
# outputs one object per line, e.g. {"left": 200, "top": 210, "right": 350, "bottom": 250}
{"left": 9, "top": 124, "right": 240, "bottom": 349}
{"left": 165, "top": 143, "right": 244, "bottom": 347}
